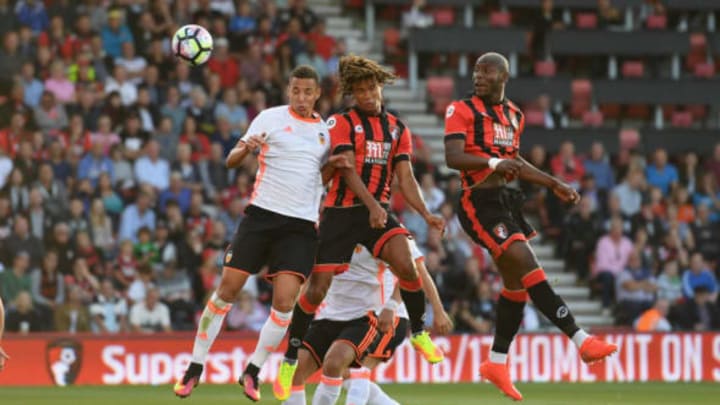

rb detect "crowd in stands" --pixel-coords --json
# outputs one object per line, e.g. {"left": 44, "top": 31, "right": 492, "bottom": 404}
{"left": 1, "top": 0, "right": 719, "bottom": 338}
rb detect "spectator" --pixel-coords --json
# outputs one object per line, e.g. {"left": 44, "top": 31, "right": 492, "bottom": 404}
{"left": 54, "top": 285, "right": 92, "bottom": 333}
{"left": 307, "top": 19, "right": 335, "bottom": 61}
{"left": 202, "top": 143, "right": 231, "bottom": 201}
{"left": 646, "top": 148, "right": 679, "bottom": 196}
{"left": 64, "top": 257, "right": 99, "bottom": 303}
{"left": 34, "top": 91, "right": 68, "bottom": 136}
{"left": 154, "top": 221, "right": 178, "bottom": 266}
{"left": 105, "top": 65, "right": 137, "bottom": 107}
{"left": 215, "top": 88, "right": 248, "bottom": 139}
{"left": 20, "top": 61, "right": 44, "bottom": 108}
{"left": 44, "top": 60, "right": 75, "bottom": 104}
{"left": 455, "top": 281, "right": 495, "bottom": 333}
{"left": 90, "top": 278, "right": 128, "bottom": 333}
{"left": 678, "top": 152, "right": 700, "bottom": 194}
{"left": 156, "top": 263, "right": 195, "bottom": 331}
{"left": 634, "top": 299, "right": 672, "bottom": 332}
{"left": 670, "top": 286, "right": 720, "bottom": 331}
{"left": 228, "top": 0, "right": 256, "bottom": 41}
{"left": 100, "top": 8, "right": 132, "bottom": 59}
{"left": 226, "top": 290, "right": 269, "bottom": 332}
{"left": 593, "top": 216, "right": 634, "bottom": 312}
{"left": 0, "top": 251, "right": 33, "bottom": 303}
{"left": 77, "top": 141, "right": 113, "bottom": 189}
{"left": 691, "top": 203, "right": 720, "bottom": 263}
{"left": 15, "top": 0, "right": 49, "bottom": 34}
{"left": 563, "top": 198, "right": 602, "bottom": 282}
{"left": 129, "top": 286, "right": 172, "bottom": 333}
{"left": 26, "top": 187, "right": 52, "bottom": 241}
{"left": 551, "top": 141, "right": 585, "bottom": 189}
{"left": 631, "top": 197, "right": 665, "bottom": 248}
{"left": 0, "top": 112, "right": 30, "bottom": 159}
{"left": 114, "top": 239, "right": 137, "bottom": 290}
{"left": 109, "top": 146, "right": 134, "bottom": 186}
{"left": 3, "top": 168, "right": 29, "bottom": 214}
{"left": 693, "top": 173, "right": 720, "bottom": 223}
{"left": 2, "top": 216, "right": 43, "bottom": 268}
{"left": 682, "top": 252, "right": 718, "bottom": 299}
{"left": 657, "top": 260, "right": 683, "bottom": 304}
{"left": 172, "top": 143, "right": 204, "bottom": 191}
{"left": 0, "top": 148, "right": 12, "bottom": 193}
{"left": 0, "top": 0, "right": 15, "bottom": 37}
{"left": 612, "top": 168, "right": 645, "bottom": 218}
{"left": 115, "top": 41, "right": 146, "bottom": 86}
{"left": 296, "top": 42, "right": 328, "bottom": 78}
{"left": 118, "top": 191, "right": 156, "bottom": 243}
{"left": 280, "top": 0, "right": 318, "bottom": 33}
{"left": 615, "top": 250, "right": 657, "bottom": 325}
{"left": 159, "top": 172, "right": 192, "bottom": 214}
{"left": 5, "top": 291, "right": 44, "bottom": 333}
{"left": 155, "top": 117, "right": 180, "bottom": 163}
{"left": 135, "top": 86, "right": 159, "bottom": 133}
{"left": 705, "top": 144, "right": 720, "bottom": 187}
{"left": 96, "top": 171, "right": 124, "bottom": 216}
{"left": 207, "top": 37, "right": 240, "bottom": 88}
{"left": 583, "top": 142, "right": 615, "bottom": 192}
{"left": 217, "top": 198, "right": 245, "bottom": 242}
{"left": 134, "top": 140, "right": 170, "bottom": 191}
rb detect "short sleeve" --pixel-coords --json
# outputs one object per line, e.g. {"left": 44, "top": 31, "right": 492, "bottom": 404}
{"left": 327, "top": 114, "right": 353, "bottom": 154}
{"left": 444, "top": 101, "right": 471, "bottom": 141}
{"left": 393, "top": 125, "right": 412, "bottom": 163}
{"left": 242, "top": 110, "right": 270, "bottom": 141}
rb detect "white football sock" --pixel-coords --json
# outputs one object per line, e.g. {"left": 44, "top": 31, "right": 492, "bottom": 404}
{"left": 571, "top": 329, "right": 590, "bottom": 348}
{"left": 489, "top": 350, "right": 507, "bottom": 365}
{"left": 312, "top": 375, "right": 343, "bottom": 405}
{"left": 248, "top": 308, "right": 292, "bottom": 368}
{"left": 284, "top": 385, "right": 307, "bottom": 405}
{"left": 191, "top": 292, "right": 232, "bottom": 364}
{"left": 345, "top": 367, "right": 371, "bottom": 405}
{"left": 367, "top": 382, "right": 400, "bottom": 405}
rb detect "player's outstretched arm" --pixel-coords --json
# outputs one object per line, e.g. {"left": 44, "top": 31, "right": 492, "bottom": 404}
{"left": 336, "top": 151, "right": 388, "bottom": 228}
{"left": 0, "top": 297, "right": 9, "bottom": 371}
{"left": 395, "top": 161, "right": 445, "bottom": 231}
{"left": 416, "top": 260, "right": 453, "bottom": 335}
{"left": 516, "top": 156, "right": 580, "bottom": 204}
{"left": 226, "top": 133, "right": 266, "bottom": 169}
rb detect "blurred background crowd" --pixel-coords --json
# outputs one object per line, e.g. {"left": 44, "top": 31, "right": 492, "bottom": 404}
{"left": 0, "top": 0, "right": 719, "bottom": 337}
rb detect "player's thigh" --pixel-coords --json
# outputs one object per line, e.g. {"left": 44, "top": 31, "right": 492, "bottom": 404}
{"left": 315, "top": 208, "right": 364, "bottom": 273}
{"left": 366, "top": 318, "right": 408, "bottom": 364}
{"left": 270, "top": 273, "right": 304, "bottom": 313}
{"left": 292, "top": 349, "right": 320, "bottom": 387}
{"left": 302, "top": 270, "right": 335, "bottom": 306}
{"left": 497, "top": 240, "right": 541, "bottom": 289}
{"left": 216, "top": 266, "right": 251, "bottom": 301}
{"left": 377, "top": 234, "right": 417, "bottom": 281}
{"left": 223, "top": 213, "right": 274, "bottom": 276}
{"left": 268, "top": 220, "right": 318, "bottom": 280}
{"left": 323, "top": 340, "right": 360, "bottom": 376}
{"left": 335, "top": 317, "right": 381, "bottom": 368}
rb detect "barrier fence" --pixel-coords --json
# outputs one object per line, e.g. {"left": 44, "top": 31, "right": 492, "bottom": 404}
{"left": 2, "top": 332, "right": 720, "bottom": 386}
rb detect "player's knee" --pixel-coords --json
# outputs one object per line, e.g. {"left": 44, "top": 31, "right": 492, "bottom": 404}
{"left": 215, "top": 285, "right": 238, "bottom": 303}
{"left": 272, "top": 295, "right": 295, "bottom": 313}
{"left": 322, "top": 354, "right": 347, "bottom": 378}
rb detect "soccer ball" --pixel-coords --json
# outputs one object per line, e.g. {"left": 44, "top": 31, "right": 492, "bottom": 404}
{"left": 171, "top": 24, "right": 213, "bottom": 66}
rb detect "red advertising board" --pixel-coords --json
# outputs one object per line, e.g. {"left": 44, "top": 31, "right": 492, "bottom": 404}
{"left": 2, "top": 332, "right": 720, "bottom": 386}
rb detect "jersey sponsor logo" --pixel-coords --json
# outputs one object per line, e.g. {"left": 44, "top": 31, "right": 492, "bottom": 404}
{"left": 446, "top": 104, "right": 455, "bottom": 118}
{"left": 46, "top": 338, "right": 83, "bottom": 386}
{"left": 364, "top": 141, "right": 391, "bottom": 164}
{"left": 493, "top": 223, "right": 508, "bottom": 240}
{"left": 327, "top": 117, "right": 337, "bottom": 129}
{"left": 492, "top": 122, "right": 515, "bottom": 147}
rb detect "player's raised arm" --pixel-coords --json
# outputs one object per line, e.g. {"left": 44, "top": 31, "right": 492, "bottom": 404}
{"left": 0, "top": 297, "right": 9, "bottom": 371}
{"left": 226, "top": 132, "right": 267, "bottom": 168}
{"left": 516, "top": 156, "right": 580, "bottom": 204}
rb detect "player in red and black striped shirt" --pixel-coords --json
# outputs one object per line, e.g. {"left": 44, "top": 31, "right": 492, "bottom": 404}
{"left": 274, "top": 55, "right": 447, "bottom": 401}
{"left": 445, "top": 52, "right": 617, "bottom": 400}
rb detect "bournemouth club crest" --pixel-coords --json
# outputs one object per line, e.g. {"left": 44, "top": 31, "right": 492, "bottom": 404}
{"left": 46, "top": 338, "right": 83, "bottom": 386}
{"left": 493, "top": 223, "right": 508, "bottom": 240}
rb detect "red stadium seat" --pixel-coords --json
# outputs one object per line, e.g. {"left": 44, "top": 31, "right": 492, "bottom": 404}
{"left": 582, "top": 110, "right": 604, "bottom": 127}
{"left": 433, "top": 97, "right": 453, "bottom": 116}
{"left": 688, "top": 104, "right": 707, "bottom": 120}
{"left": 570, "top": 100, "right": 591, "bottom": 119}
{"left": 619, "top": 128, "right": 640, "bottom": 150}
{"left": 384, "top": 28, "right": 401, "bottom": 49}
{"left": 646, "top": 14, "right": 667, "bottom": 30}
{"left": 625, "top": 104, "right": 650, "bottom": 120}
{"left": 571, "top": 79, "right": 592, "bottom": 98}
{"left": 599, "top": 103, "right": 621, "bottom": 120}
{"left": 690, "top": 33, "right": 707, "bottom": 50}
{"left": 489, "top": 11, "right": 512, "bottom": 28}
{"left": 427, "top": 76, "right": 455, "bottom": 98}
{"left": 694, "top": 62, "right": 715, "bottom": 79}
{"left": 671, "top": 111, "right": 693, "bottom": 127}
{"left": 576, "top": 13, "right": 598, "bottom": 29}
{"left": 433, "top": 8, "right": 455, "bottom": 26}
{"left": 534, "top": 60, "right": 557, "bottom": 77}
{"left": 524, "top": 109, "right": 546, "bottom": 127}
{"left": 622, "top": 61, "right": 644, "bottom": 78}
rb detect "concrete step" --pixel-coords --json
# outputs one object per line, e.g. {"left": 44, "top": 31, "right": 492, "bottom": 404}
{"left": 384, "top": 86, "right": 425, "bottom": 102}
{"left": 346, "top": 38, "right": 372, "bottom": 54}
{"left": 565, "top": 300, "right": 603, "bottom": 314}
{"left": 327, "top": 28, "right": 364, "bottom": 40}
{"left": 552, "top": 286, "right": 589, "bottom": 300}
{"left": 531, "top": 243, "right": 554, "bottom": 258}
{"left": 327, "top": 16, "right": 352, "bottom": 30}
{"left": 386, "top": 100, "right": 427, "bottom": 114}
{"left": 307, "top": 0, "right": 336, "bottom": 5}
{"left": 405, "top": 114, "right": 440, "bottom": 127}
{"left": 312, "top": 4, "right": 342, "bottom": 16}
{"left": 541, "top": 258, "right": 565, "bottom": 272}
{"left": 576, "top": 314, "right": 613, "bottom": 327}
{"left": 546, "top": 272, "right": 577, "bottom": 286}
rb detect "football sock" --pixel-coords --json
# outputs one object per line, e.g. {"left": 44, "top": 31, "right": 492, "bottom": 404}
{"left": 191, "top": 292, "right": 232, "bottom": 364}
{"left": 284, "top": 386, "right": 307, "bottom": 405}
{"left": 312, "top": 375, "right": 343, "bottom": 405}
{"left": 490, "top": 289, "right": 527, "bottom": 360}
{"left": 345, "top": 367, "right": 371, "bottom": 405}
{"left": 248, "top": 308, "right": 292, "bottom": 371}
{"left": 285, "top": 295, "right": 318, "bottom": 361}
{"left": 367, "top": 382, "right": 400, "bottom": 405}
{"left": 399, "top": 277, "right": 426, "bottom": 333}
{"left": 522, "top": 269, "right": 580, "bottom": 338}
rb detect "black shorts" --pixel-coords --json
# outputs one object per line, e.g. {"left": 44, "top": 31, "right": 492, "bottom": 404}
{"left": 223, "top": 205, "right": 318, "bottom": 280}
{"left": 367, "top": 317, "right": 409, "bottom": 361}
{"left": 457, "top": 187, "right": 536, "bottom": 260}
{"left": 315, "top": 206, "right": 409, "bottom": 274}
{"left": 301, "top": 315, "right": 381, "bottom": 367}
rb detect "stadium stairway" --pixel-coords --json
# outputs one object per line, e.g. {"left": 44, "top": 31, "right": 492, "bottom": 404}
{"left": 310, "top": 0, "right": 611, "bottom": 328}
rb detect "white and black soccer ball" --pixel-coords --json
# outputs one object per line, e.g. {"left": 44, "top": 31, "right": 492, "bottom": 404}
{"left": 171, "top": 24, "right": 214, "bottom": 66}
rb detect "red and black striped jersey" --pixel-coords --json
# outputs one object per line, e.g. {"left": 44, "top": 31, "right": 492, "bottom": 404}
{"left": 325, "top": 107, "right": 412, "bottom": 207}
{"left": 444, "top": 96, "right": 525, "bottom": 188}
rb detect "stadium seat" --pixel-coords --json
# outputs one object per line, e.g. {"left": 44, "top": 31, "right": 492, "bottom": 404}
{"left": 433, "top": 97, "right": 453, "bottom": 116}
{"left": 619, "top": 128, "right": 641, "bottom": 150}
{"left": 432, "top": 8, "right": 455, "bottom": 26}
{"left": 384, "top": 28, "right": 401, "bottom": 50}
{"left": 489, "top": 11, "right": 512, "bottom": 28}
{"left": 622, "top": 61, "right": 644, "bottom": 78}
{"left": 534, "top": 60, "right": 557, "bottom": 77}
{"left": 694, "top": 62, "right": 715, "bottom": 79}
{"left": 688, "top": 104, "right": 707, "bottom": 120}
{"left": 426, "top": 76, "right": 455, "bottom": 98}
{"left": 645, "top": 14, "right": 667, "bottom": 30}
{"left": 690, "top": 33, "right": 707, "bottom": 50}
{"left": 576, "top": 13, "right": 598, "bottom": 29}
{"left": 571, "top": 79, "right": 592, "bottom": 98}
{"left": 599, "top": 103, "right": 621, "bottom": 120}
{"left": 582, "top": 110, "right": 604, "bottom": 127}
{"left": 625, "top": 104, "right": 650, "bottom": 120}
{"left": 671, "top": 111, "right": 693, "bottom": 127}
{"left": 524, "top": 109, "right": 546, "bottom": 127}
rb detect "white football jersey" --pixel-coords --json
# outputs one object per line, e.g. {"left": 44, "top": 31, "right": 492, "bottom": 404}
{"left": 316, "top": 240, "right": 424, "bottom": 321}
{"left": 242, "top": 105, "right": 330, "bottom": 223}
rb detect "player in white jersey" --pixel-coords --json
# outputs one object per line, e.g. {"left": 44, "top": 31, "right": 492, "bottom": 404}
{"left": 174, "top": 66, "right": 352, "bottom": 402}
{"left": 283, "top": 240, "right": 452, "bottom": 405}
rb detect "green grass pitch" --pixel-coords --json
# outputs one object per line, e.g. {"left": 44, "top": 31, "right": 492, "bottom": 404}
{"left": 2, "top": 382, "right": 719, "bottom": 404}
